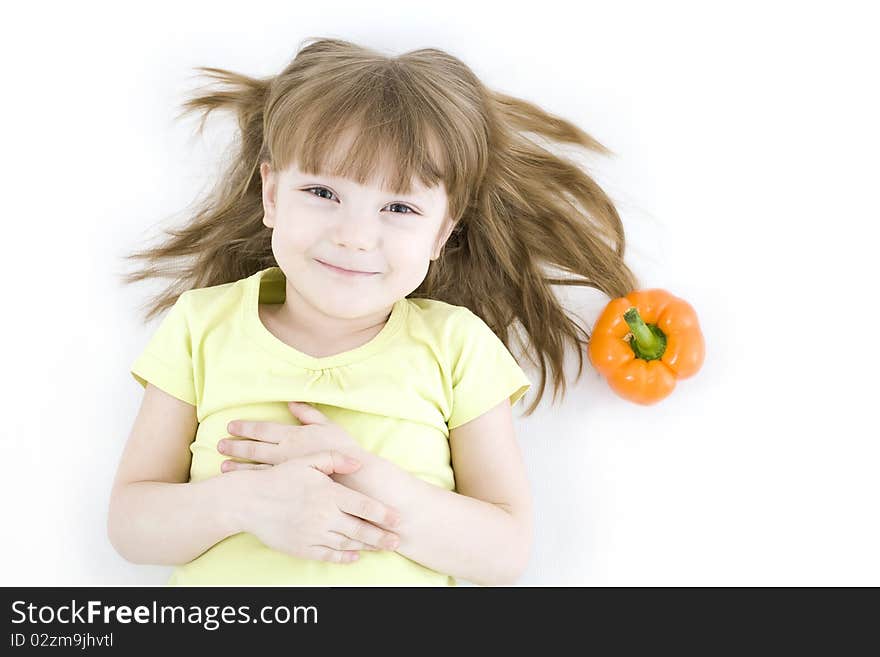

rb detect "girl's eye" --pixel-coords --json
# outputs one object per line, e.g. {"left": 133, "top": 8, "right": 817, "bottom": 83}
{"left": 305, "top": 186, "right": 336, "bottom": 201}
{"left": 303, "top": 187, "right": 417, "bottom": 214}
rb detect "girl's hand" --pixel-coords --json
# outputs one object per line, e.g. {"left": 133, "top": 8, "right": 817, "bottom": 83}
{"left": 234, "top": 451, "right": 402, "bottom": 563}
{"left": 219, "top": 401, "right": 359, "bottom": 472}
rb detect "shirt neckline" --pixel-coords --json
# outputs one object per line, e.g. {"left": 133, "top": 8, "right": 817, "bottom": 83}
{"left": 241, "top": 266, "right": 409, "bottom": 370}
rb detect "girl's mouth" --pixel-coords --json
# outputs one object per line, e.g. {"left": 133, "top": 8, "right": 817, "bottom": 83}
{"left": 315, "top": 259, "right": 379, "bottom": 277}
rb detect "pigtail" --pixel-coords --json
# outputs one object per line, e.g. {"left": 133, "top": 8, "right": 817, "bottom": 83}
{"left": 120, "top": 67, "right": 276, "bottom": 321}
{"left": 421, "top": 87, "right": 640, "bottom": 414}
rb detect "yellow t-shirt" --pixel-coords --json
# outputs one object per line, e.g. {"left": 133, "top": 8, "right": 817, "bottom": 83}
{"left": 130, "top": 265, "right": 531, "bottom": 586}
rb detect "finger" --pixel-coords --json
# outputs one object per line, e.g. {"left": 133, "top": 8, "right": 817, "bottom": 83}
{"left": 226, "top": 420, "right": 293, "bottom": 444}
{"left": 301, "top": 451, "right": 362, "bottom": 476}
{"left": 334, "top": 484, "right": 401, "bottom": 528}
{"left": 220, "top": 459, "right": 272, "bottom": 472}
{"left": 288, "top": 401, "right": 330, "bottom": 425}
{"left": 334, "top": 515, "right": 400, "bottom": 551}
{"left": 308, "top": 545, "right": 360, "bottom": 564}
{"left": 327, "top": 531, "right": 379, "bottom": 551}
{"left": 217, "top": 439, "right": 279, "bottom": 465}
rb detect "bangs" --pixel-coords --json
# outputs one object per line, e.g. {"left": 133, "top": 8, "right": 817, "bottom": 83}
{"left": 270, "top": 70, "right": 450, "bottom": 197}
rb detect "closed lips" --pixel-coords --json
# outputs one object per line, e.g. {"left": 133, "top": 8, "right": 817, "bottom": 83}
{"left": 316, "top": 259, "right": 377, "bottom": 274}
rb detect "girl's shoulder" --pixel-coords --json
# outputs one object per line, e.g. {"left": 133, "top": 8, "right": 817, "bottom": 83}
{"left": 173, "top": 278, "right": 246, "bottom": 332}
{"left": 403, "top": 297, "right": 494, "bottom": 347}
{"left": 182, "top": 277, "right": 244, "bottom": 308}
{"left": 405, "top": 297, "right": 472, "bottom": 328}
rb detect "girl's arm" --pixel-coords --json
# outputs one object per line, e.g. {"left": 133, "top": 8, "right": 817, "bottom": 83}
{"left": 108, "top": 471, "right": 251, "bottom": 566}
{"left": 332, "top": 399, "right": 533, "bottom": 586}
{"left": 109, "top": 383, "right": 255, "bottom": 566}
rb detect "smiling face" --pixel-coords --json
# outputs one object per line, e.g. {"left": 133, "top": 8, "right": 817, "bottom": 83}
{"left": 258, "top": 130, "right": 456, "bottom": 337}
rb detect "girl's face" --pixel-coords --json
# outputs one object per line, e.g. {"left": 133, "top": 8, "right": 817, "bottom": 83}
{"left": 259, "top": 158, "right": 454, "bottom": 323}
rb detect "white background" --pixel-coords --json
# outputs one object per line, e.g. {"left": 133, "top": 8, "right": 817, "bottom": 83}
{"left": 1, "top": 0, "right": 877, "bottom": 586}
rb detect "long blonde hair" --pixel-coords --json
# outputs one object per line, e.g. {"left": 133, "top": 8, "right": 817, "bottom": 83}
{"left": 121, "top": 37, "right": 640, "bottom": 416}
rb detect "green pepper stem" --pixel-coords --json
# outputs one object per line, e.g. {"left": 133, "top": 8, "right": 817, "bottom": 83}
{"left": 624, "top": 307, "right": 660, "bottom": 354}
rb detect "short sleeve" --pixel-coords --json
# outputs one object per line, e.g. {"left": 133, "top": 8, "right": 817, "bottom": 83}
{"left": 130, "top": 293, "right": 197, "bottom": 406}
{"left": 447, "top": 308, "right": 532, "bottom": 430}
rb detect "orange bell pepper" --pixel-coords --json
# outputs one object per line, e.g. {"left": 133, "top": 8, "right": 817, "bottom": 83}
{"left": 587, "top": 289, "right": 705, "bottom": 405}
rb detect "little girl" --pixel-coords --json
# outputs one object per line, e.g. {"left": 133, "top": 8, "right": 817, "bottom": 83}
{"left": 108, "top": 37, "right": 639, "bottom": 586}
